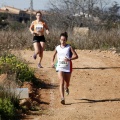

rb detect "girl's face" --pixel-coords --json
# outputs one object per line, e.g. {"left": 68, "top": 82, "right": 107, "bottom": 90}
{"left": 36, "top": 13, "right": 42, "bottom": 20}
{"left": 60, "top": 36, "right": 67, "bottom": 45}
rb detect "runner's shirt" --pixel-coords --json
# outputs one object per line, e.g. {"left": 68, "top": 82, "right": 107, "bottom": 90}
{"left": 56, "top": 44, "right": 72, "bottom": 72}
{"left": 31, "top": 20, "right": 48, "bottom": 36}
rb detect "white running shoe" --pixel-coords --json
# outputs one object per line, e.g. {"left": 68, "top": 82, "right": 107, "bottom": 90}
{"left": 38, "top": 63, "right": 43, "bottom": 68}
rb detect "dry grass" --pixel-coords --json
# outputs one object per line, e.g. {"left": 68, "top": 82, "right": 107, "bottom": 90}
{"left": 0, "top": 27, "right": 120, "bottom": 52}
{"left": 87, "top": 29, "right": 120, "bottom": 50}
{"left": 0, "top": 29, "right": 32, "bottom": 52}
{"left": 68, "top": 28, "right": 120, "bottom": 50}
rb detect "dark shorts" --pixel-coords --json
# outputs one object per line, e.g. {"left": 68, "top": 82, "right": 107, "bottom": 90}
{"left": 33, "top": 35, "right": 46, "bottom": 43}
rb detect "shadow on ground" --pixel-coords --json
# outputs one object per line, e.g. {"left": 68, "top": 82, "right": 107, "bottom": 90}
{"left": 32, "top": 77, "right": 58, "bottom": 89}
{"left": 65, "top": 98, "right": 120, "bottom": 105}
{"left": 73, "top": 67, "right": 120, "bottom": 70}
{"left": 75, "top": 98, "right": 120, "bottom": 103}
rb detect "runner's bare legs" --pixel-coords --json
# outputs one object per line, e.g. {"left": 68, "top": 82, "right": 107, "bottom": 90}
{"left": 64, "top": 73, "right": 71, "bottom": 95}
{"left": 33, "top": 42, "right": 40, "bottom": 58}
{"left": 64, "top": 73, "right": 71, "bottom": 89}
{"left": 58, "top": 71, "right": 65, "bottom": 99}
{"left": 38, "top": 42, "right": 45, "bottom": 67}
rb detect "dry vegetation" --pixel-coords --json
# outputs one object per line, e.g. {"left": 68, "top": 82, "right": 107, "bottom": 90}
{"left": 0, "top": 27, "right": 120, "bottom": 52}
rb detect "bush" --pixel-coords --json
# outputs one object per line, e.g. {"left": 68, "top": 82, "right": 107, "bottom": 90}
{"left": 0, "top": 98, "right": 15, "bottom": 120}
{"left": 8, "top": 21, "right": 27, "bottom": 30}
{"left": 0, "top": 54, "right": 35, "bottom": 82}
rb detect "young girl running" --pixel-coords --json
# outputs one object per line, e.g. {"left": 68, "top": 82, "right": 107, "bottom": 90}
{"left": 51, "top": 32, "right": 78, "bottom": 104}
{"left": 29, "top": 11, "right": 49, "bottom": 68}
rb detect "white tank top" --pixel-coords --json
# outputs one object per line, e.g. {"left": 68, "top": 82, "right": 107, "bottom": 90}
{"left": 56, "top": 44, "right": 71, "bottom": 72}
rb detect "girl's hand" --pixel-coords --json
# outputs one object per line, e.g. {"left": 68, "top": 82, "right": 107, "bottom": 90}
{"left": 31, "top": 31, "right": 37, "bottom": 35}
{"left": 64, "top": 57, "right": 70, "bottom": 62}
{"left": 46, "top": 30, "right": 50, "bottom": 35}
{"left": 51, "top": 62, "right": 55, "bottom": 68}
{"left": 31, "top": 31, "right": 34, "bottom": 34}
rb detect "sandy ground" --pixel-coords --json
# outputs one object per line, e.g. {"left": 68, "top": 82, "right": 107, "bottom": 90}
{"left": 13, "top": 49, "right": 120, "bottom": 120}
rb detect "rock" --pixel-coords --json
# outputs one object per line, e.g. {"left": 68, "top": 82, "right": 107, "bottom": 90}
{"left": 20, "top": 99, "right": 27, "bottom": 106}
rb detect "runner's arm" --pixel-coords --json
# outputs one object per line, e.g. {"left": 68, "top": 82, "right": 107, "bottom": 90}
{"left": 69, "top": 47, "right": 78, "bottom": 60}
{"left": 29, "top": 22, "right": 35, "bottom": 34}
{"left": 51, "top": 50, "right": 57, "bottom": 67}
{"left": 44, "top": 22, "right": 50, "bottom": 35}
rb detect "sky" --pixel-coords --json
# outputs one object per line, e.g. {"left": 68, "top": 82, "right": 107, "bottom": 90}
{"left": 0, "top": 0, "right": 120, "bottom": 11}
{"left": 0, "top": 0, "right": 50, "bottom": 10}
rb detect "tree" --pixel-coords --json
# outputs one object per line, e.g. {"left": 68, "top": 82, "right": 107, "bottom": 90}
{"left": 48, "top": 0, "right": 120, "bottom": 30}
{"left": 99, "top": 1, "right": 120, "bottom": 29}
{"left": 108, "top": 2, "right": 120, "bottom": 22}
{"left": 0, "top": 13, "right": 8, "bottom": 29}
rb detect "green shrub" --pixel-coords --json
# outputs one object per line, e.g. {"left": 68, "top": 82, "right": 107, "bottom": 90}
{"left": 0, "top": 54, "right": 35, "bottom": 82}
{"left": 0, "top": 98, "right": 15, "bottom": 119}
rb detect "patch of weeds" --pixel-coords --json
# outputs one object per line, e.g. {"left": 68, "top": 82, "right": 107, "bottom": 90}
{"left": 0, "top": 98, "right": 16, "bottom": 120}
{"left": 100, "top": 43, "right": 110, "bottom": 50}
{"left": 0, "top": 54, "right": 35, "bottom": 82}
{"left": 0, "top": 53, "right": 51, "bottom": 119}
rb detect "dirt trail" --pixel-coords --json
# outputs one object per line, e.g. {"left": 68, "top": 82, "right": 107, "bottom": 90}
{"left": 15, "top": 49, "right": 120, "bottom": 120}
